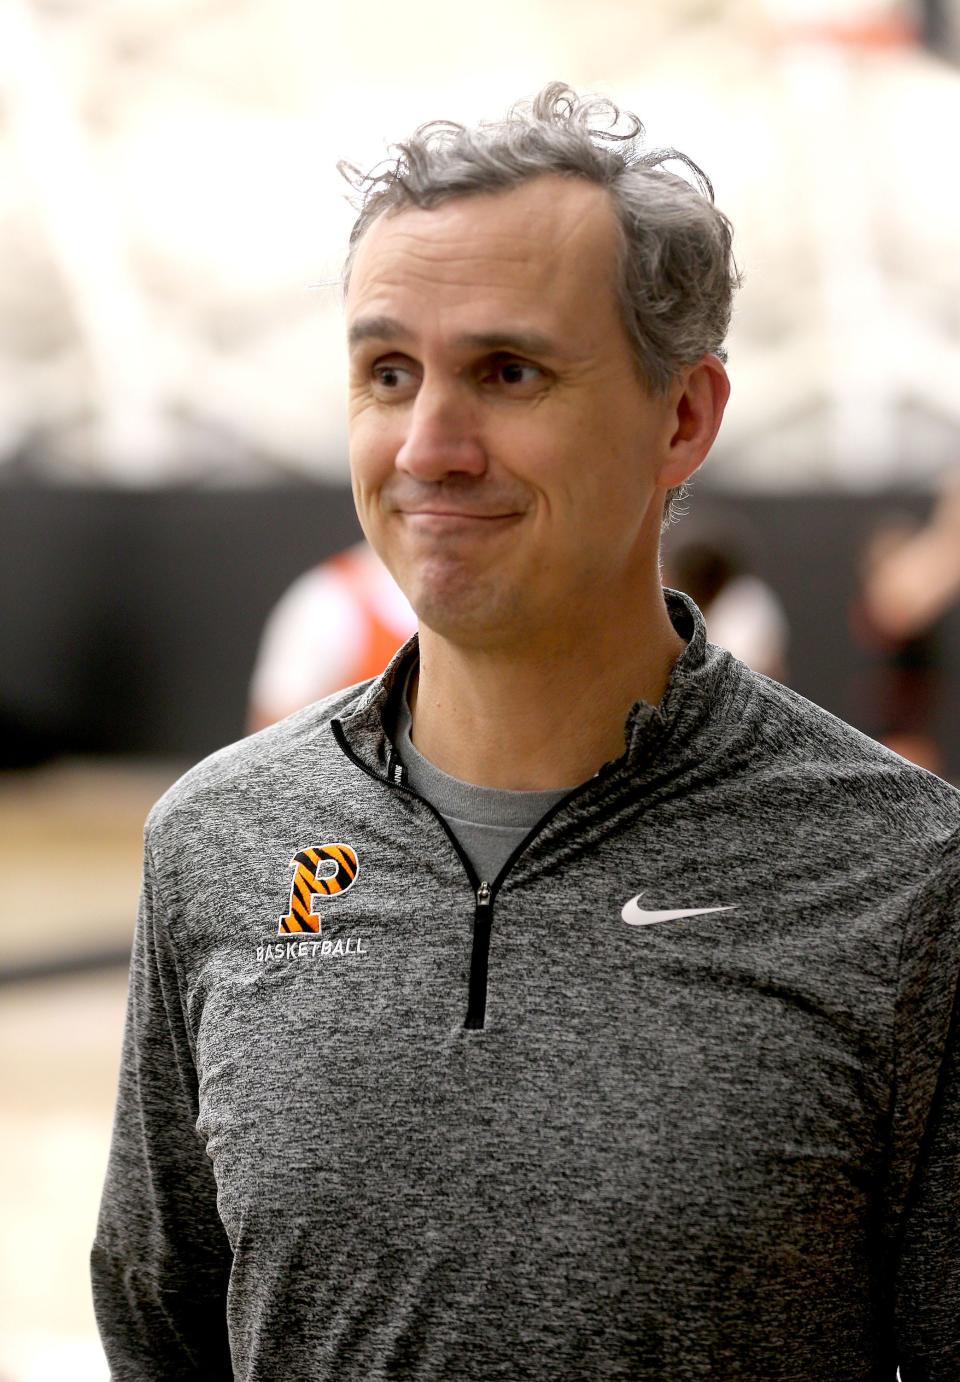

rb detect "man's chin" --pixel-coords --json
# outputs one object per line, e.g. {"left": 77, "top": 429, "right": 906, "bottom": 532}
{"left": 410, "top": 582, "right": 527, "bottom": 650}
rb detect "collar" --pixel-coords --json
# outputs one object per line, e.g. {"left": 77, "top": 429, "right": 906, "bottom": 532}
{"left": 332, "top": 588, "right": 735, "bottom": 786}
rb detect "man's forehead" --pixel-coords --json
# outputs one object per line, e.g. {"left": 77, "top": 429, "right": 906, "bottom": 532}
{"left": 345, "top": 175, "right": 622, "bottom": 345}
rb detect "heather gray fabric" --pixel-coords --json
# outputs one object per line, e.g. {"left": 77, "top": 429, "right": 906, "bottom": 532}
{"left": 393, "top": 660, "right": 569, "bottom": 882}
{"left": 92, "top": 590, "right": 960, "bottom": 1380}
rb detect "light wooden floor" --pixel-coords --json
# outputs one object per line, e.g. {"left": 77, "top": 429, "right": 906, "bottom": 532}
{"left": 0, "top": 759, "right": 184, "bottom": 1382}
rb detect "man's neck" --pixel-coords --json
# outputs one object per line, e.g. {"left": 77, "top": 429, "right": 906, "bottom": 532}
{"left": 407, "top": 594, "right": 686, "bottom": 791}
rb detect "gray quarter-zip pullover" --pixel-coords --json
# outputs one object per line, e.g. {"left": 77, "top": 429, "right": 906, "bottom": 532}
{"left": 92, "top": 591, "right": 960, "bottom": 1379}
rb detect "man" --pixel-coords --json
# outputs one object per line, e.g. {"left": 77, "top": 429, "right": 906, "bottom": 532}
{"left": 92, "top": 83, "right": 960, "bottom": 1378}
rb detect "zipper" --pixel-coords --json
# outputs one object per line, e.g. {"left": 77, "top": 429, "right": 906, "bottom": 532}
{"left": 331, "top": 717, "right": 620, "bottom": 1032}
{"left": 465, "top": 882, "right": 493, "bottom": 1030}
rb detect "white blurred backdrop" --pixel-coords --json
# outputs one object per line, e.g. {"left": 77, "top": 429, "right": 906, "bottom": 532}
{"left": 0, "top": 0, "right": 958, "bottom": 491}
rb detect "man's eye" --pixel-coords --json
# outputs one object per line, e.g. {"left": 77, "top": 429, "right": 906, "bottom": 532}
{"left": 492, "top": 360, "right": 541, "bottom": 386}
{"left": 372, "top": 364, "right": 415, "bottom": 389}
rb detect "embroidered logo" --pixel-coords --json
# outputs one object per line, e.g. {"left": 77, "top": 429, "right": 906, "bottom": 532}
{"left": 278, "top": 844, "right": 359, "bottom": 935}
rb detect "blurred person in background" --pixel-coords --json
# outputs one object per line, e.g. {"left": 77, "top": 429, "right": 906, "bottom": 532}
{"left": 247, "top": 539, "right": 416, "bottom": 731}
{"left": 662, "top": 517, "right": 789, "bottom": 681}
{"left": 851, "top": 470, "right": 960, "bottom": 776}
{"left": 92, "top": 84, "right": 960, "bottom": 1378}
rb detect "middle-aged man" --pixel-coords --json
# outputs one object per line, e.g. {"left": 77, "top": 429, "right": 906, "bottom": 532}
{"left": 92, "top": 84, "right": 960, "bottom": 1379}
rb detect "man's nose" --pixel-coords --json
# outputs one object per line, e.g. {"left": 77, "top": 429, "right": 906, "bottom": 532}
{"left": 394, "top": 378, "right": 486, "bottom": 480}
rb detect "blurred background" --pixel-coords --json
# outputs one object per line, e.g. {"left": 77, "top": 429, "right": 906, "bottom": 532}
{"left": 2, "top": 0, "right": 960, "bottom": 1374}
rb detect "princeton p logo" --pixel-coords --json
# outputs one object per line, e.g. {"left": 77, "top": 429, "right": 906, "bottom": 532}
{"left": 278, "top": 844, "right": 359, "bottom": 935}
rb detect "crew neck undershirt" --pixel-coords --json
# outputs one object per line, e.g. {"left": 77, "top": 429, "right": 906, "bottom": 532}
{"left": 391, "top": 661, "right": 571, "bottom": 883}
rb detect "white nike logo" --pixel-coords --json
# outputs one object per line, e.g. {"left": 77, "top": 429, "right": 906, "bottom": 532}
{"left": 621, "top": 893, "right": 737, "bottom": 927}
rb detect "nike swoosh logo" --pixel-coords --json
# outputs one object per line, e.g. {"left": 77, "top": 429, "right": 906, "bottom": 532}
{"left": 621, "top": 893, "right": 737, "bottom": 927}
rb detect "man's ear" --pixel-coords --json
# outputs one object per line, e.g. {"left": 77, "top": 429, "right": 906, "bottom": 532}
{"left": 656, "top": 354, "right": 730, "bottom": 490}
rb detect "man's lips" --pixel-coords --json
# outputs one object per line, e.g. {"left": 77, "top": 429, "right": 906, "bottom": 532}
{"left": 398, "top": 510, "right": 520, "bottom": 523}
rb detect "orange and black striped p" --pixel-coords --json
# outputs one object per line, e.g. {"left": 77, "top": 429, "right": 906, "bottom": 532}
{"left": 278, "top": 844, "right": 359, "bottom": 935}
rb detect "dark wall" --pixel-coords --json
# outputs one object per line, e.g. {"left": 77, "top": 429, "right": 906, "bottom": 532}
{"left": 0, "top": 484, "right": 363, "bottom": 761}
{"left": 2, "top": 483, "right": 958, "bottom": 775}
{"left": 664, "top": 491, "right": 959, "bottom": 769}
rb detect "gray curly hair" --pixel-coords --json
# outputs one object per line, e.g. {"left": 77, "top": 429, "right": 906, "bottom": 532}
{"left": 338, "top": 82, "right": 741, "bottom": 525}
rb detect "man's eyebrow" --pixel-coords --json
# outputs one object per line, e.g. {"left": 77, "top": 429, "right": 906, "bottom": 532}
{"left": 347, "top": 315, "right": 562, "bottom": 358}
{"left": 347, "top": 316, "right": 407, "bottom": 351}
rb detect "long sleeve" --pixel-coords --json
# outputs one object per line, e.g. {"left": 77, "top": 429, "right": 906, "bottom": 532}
{"left": 91, "top": 833, "right": 234, "bottom": 1380}
{"left": 894, "top": 993, "right": 960, "bottom": 1377}
{"left": 892, "top": 835, "right": 960, "bottom": 1378}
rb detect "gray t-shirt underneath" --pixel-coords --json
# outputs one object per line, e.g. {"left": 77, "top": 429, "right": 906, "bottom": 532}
{"left": 392, "top": 661, "right": 569, "bottom": 882}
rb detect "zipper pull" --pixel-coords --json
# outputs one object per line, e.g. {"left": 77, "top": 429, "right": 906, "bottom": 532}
{"left": 476, "top": 881, "right": 492, "bottom": 907}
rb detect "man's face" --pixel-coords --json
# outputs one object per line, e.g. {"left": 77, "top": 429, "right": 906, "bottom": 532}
{"left": 345, "top": 173, "right": 680, "bottom": 649}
